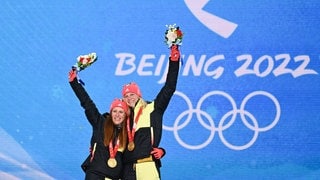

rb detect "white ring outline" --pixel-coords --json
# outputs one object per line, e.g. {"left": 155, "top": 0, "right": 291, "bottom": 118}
{"left": 240, "top": 91, "right": 281, "bottom": 132}
{"left": 218, "top": 109, "right": 259, "bottom": 150}
{"left": 173, "top": 109, "right": 215, "bottom": 150}
{"left": 163, "top": 91, "right": 193, "bottom": 131}
{"left": 197, "top": 91, "right": 237, "bottom": 131}
{"left": 163, "top": 90, "right": 281, "bottom": 150}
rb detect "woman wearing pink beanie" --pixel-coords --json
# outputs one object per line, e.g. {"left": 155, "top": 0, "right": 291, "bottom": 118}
{"left": 69, "top": 68, "right": 129, "bottom": 180}
{"left": 121, "top": 44, "right": 181, "bottom": 180}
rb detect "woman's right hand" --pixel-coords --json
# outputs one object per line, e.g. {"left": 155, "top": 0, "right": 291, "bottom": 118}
{"left": 170, "top": 44, "right": 180, "bottom": 62}
{"left": 68, "top": 68, "right": 77, "bottom": 82}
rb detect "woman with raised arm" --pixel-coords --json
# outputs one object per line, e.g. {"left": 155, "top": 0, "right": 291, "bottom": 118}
{"left": 69, "top": 64, "right": 129, "bottom": 180}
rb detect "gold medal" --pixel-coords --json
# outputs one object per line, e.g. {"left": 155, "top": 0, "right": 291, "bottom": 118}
{"left": 128, "top": 141, "right": 135, "bottom": 151}
{"left": 107, "top": 158, "right": 117, "bottom": 168}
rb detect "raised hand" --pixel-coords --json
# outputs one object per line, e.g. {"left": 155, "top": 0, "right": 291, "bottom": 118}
{"left": 68, "top": 67, "right": 77, "bottom": 82}
{"left": 170, "top": 44, "right": 180, "bottom": 61}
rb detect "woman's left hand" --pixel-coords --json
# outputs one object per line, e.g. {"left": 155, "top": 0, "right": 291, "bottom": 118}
{"left": 68, "top": 68, "right": 77, "bottom": 82}
{"left": 151, "top": 147, "right": 164, "bottom": 159}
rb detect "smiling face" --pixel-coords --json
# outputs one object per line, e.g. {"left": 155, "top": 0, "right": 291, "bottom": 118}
{"left": 111, "top": 107, "right": 126, "bottom": 125}
{"left": 123, "top": 92, "right": 140, "bottom": 108}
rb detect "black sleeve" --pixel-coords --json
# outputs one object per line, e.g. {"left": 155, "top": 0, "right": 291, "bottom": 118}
{"left": 152, "top": 60, "right": 180, "bottom": 146}
{"left": 154, "top": 60, "right": 179, "bottom": 113}
{"left": 69, "top": 78, "right": 101, "bottom": 128}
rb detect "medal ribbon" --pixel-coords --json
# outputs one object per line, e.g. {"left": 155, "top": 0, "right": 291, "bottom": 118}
{"left": 109, "top": 137, "right": 120, "bottom": 158}
{"left": 127, "top": 106, "right": 143, "bottom": 144}
{"left": 151, "top": 127, "right": 154, "bottom": 146}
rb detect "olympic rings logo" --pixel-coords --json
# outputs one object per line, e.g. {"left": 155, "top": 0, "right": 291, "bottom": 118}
{"left": 163, "top": 90, "right": 281, "bottom": 150}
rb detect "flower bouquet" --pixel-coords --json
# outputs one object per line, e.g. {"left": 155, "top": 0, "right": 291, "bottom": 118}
{"left": 164, "top": 24, "right": 183, "bottom": 48}
{"left": 71, "top": 52, "right": 98, "bottom": 85}
{"left": 72, "top": 52, "right": 98, "bottom": 72}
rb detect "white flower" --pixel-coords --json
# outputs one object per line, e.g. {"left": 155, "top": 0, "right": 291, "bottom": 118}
{"left": 166, "top": 30, "right": 177, "bottom": 42}
{"left": 164, "top": 24, "right": 183, "bottom": 47}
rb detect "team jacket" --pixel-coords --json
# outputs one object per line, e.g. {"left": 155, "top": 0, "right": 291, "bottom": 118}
{"left": 70, "top": 79, "right": 124, "bottom": 179}
{"left": 123, "top": 60, "right": 180, "bottom": 164}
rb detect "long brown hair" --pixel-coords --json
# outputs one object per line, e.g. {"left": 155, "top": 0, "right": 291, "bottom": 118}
{"left": 103, "top": 113, "right": 127, "bottom": 149}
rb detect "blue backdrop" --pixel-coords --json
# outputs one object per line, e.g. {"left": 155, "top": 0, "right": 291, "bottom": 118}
{"left": 1, "top": 0, "right": 319, "bottom": 179}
